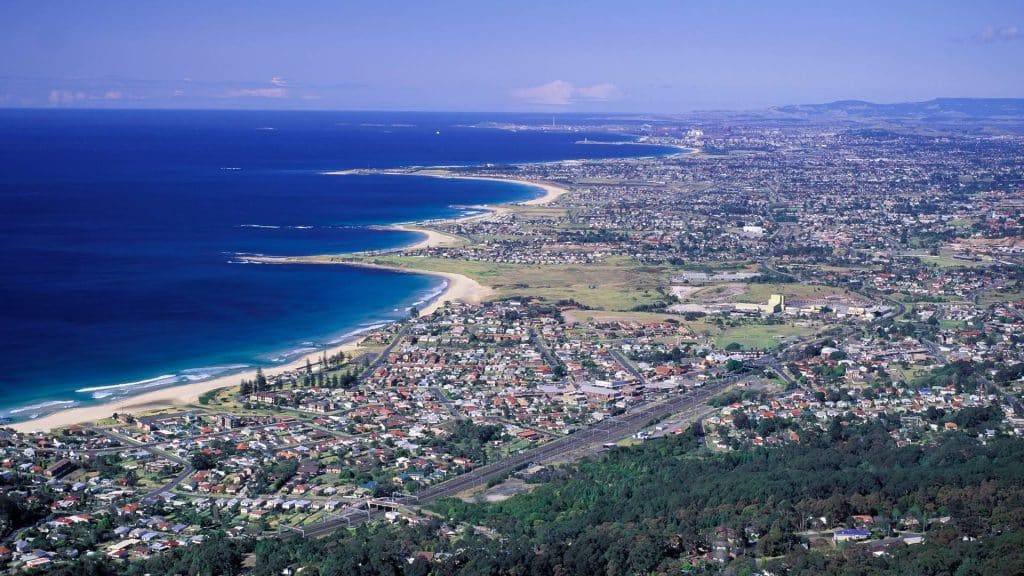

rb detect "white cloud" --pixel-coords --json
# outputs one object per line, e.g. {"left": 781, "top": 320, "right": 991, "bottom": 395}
{"left": 972, "top": 25, "right": 1020, "bottom": 43}
{"left": 574, "top": 82, "right": 622, "bottom": 101}
{"left": 270, "top": 76, "right": 288, "bottom": 87}
{"left": 48, "top": 89, "right": 87, "bottom": 105}
{"left": 223, "top": 87, "right": 289, "bottom": 98}
{"left": 512, "top": 80, "right": 622, "bottom": 106}
{"left": 48, "top": 88, "right": 132, "bottom": 105}
{"left": 512, "top": 80, "right": 575, "bottom": 105}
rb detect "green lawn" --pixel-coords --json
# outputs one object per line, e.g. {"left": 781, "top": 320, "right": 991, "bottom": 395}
{"left": 979, "top": 289, "right": 1024, "bottom": 306}
{"left": 900, "top": 248, "right": 993, "bottom": 269}
{"left": 353, "top": 255, "right": 679, "bottom": 312}
{"left": 735, "top": 283, "right": 853, "bottom": 304}
{"left": 715, "top": 323, "right": 818, "bottom": 350}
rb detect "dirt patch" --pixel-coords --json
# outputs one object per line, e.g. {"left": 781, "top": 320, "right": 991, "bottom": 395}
{"left": 670, "top": 285, "right": 703, "bottom": 300}
{"left": 688, "top": 283, "right": 746, "bottom": 304}
{"left": 462, "top": 478, "right": 538, "bottom": 503}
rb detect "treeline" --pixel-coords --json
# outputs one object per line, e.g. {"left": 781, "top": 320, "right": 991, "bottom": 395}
{"left": 47, "top": 422, "right": 1024, "bottom": 575}
{"left": 429, "top": 424, "right": 1024, "bottom": 575}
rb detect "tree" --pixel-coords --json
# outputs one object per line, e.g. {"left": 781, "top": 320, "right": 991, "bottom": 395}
{"left": 726, "top": 358, "right": 745, "bottom": 372}
{"left": 191, "top": 452, "right": 216, "bottom": 471}
{"left": 733, "top": 409, "right": 752, "bottom": 429}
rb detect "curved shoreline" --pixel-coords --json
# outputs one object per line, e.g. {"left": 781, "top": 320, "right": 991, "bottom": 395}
{"left": 8, "top": 174, "right": 560, "bottom": 432}
{"left": 323, "top": 169, "right": 570, "bottom": 208}
{"left": 390, "top": 224, "right": 465, "bottom": 250}
{"left": 9, "top": 265, "right": 486, "bottom": 433}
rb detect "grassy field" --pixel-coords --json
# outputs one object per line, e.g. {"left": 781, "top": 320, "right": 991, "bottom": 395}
{"left": 979, "top": 289, "right": 1024, "bottom": 306}
{"left": 899, "top": 249, "right": 993, "bottom": 269}
{"left": 682, "top": 317, "right": 725, "bottom": 339}
{"left": 507, "top": 206, "right": 567, "bottom": 220}
{"left": 357, "top": 255, "right": 677, "bottom": 311}
{"left": 735, "top": 282, "right": 853, "bottom": 303}
{"left": 715, "top": 323, "right": 818, "bottom": 350}
{"left": 563, "top": 309, "right": 692, "bottom": 324}
{"left": 887, "top": 364, "right": 928, "bottom": 384}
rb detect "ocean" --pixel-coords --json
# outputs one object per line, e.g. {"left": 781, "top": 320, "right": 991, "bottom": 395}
{"left": 0, "top": 110, "right": 676, "bottom": 420}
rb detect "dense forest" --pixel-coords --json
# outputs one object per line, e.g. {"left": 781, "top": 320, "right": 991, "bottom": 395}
{"left": 44, "top": 421, "right": 1024, "bottom": 576}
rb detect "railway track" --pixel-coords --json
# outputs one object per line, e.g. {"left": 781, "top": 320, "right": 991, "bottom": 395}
{"left": 297, "top": 378, "right": 733, "bottom": 537}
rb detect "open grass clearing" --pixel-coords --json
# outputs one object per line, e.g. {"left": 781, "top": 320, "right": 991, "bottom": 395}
{"left": 356, "top": 256, "right": 677, "bottom": 311}
{"left": 715, "top": 323, "right": 818, "bottom": 350}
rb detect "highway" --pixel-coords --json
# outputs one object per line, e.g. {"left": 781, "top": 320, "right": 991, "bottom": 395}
{"left": 298, "top": 378, "right": 733, "bottom": 538}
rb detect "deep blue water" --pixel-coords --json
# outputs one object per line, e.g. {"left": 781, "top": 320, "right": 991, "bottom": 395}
{"left": 0, "top": 110, "right": 677, "bottom": 419}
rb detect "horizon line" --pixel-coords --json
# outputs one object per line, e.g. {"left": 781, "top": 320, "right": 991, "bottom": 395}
{"left": 3, "top": 95, "right": 1024, "bottom": 117}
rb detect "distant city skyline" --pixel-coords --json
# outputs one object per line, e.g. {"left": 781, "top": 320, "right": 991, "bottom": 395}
{"left": 1, "top": 0, "right": 1022, "bottom": 112}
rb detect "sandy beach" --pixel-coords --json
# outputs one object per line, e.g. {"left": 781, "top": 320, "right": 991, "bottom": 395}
{"left": 9, "top": 260, "right": 489, "bottom": 433}
{"left": 9, "top": 340, "right": 361, "bottom": 433}
{"left": 389, "top": 224, "right": 464, "bottom": 249}
{"left": 9, "top": 174, "right": 560, "bottom": 433}
{"left": 412, "top": 173, "right": 569, "bottom": 206}
{"left": 323, "top": 169, "right": 570, "bottom": 207}
{"left": 233, "top": 254, "right": 493, "bottom": 317}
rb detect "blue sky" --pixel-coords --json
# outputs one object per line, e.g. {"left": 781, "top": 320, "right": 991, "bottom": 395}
{"left": 1, "top": 0, "right": 1022, "bottom": 112}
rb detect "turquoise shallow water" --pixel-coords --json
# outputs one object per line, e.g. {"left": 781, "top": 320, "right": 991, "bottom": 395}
{"left": 0, "top": 110, "right": 677, "bottom": 420}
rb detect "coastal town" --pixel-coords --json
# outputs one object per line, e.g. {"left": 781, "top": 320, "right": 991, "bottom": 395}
{"left": 3, "top": 112, "right": 1024, "bottom": 573}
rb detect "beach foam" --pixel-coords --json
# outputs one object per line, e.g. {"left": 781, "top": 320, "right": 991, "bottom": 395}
{"left": 76, "top": 374, "right": 179, "bottom": 394}
{"left": 8, "top": 399, "right": 79, "bottom": 415}
{"left": 325, "top": 321, "right": 392, "bottom": 345}
{"left": 180, "top": 364, "right": 250, "bottom": 381}
{"left": 74, "top": 365, "right": 250, "bottom": 399}
{"left": 412, "top": 281, "right": 450, "bottom": 307}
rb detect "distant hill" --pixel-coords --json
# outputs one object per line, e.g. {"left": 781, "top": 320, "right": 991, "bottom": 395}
{"left": 774, "top": 97, "right": 1024, "bottom": 118}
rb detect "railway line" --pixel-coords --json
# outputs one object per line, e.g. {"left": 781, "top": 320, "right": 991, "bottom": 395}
{"left": 297, "top": 378, "right": 733, "bottom": 537}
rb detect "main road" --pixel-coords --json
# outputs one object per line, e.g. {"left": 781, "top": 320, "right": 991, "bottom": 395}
{"left": 357, "top": 324, "right": 411, "bottom": 384}
{"left": 298, "top": 378, "right": 733, "bottom": 538}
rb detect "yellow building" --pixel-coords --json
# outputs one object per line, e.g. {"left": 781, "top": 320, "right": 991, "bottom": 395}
{"left": 734, "top": 294, "right": 785, "bottom": 314}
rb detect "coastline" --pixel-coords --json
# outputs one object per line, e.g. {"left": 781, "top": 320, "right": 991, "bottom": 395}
{"left": 8, "top": 174, "right": 559, "bottom": 433}
{"left": 234, "top": 255, "right": 493, "bottom": 317}
{"left": 9, "top": 337, "right": 363, "bottom": 433}
{"left": 323, "top": 169, "right": 570, "bottom": 207}
{"left": 9, "top": 266, "right": 487, "bottom": 433}
{"left": 407, "top": 172, "right": 570, "bottom": 207}
{"left": 389, "top": 224, "right": 464, "bottom": 250}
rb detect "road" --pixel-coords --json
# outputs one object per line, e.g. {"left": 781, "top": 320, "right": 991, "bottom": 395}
{"left": 87, "top": 418, "right": 300, "bottom": 455}
{"left": 298, "top": 378, "right": 734, "bottom": 538}
{"left": 86, "top": 425, "right": 194, "bottom": 499}
{"left": 430, "top": 386, "right": 465, "bottom": 421}
{"left": 922, "top": 338, "right": 1024, "bottom": 418}
{"left": 357, "top": 324, "right": 411, "bottom": 384}
{"left": 528, "top": 327, "right": 561, "bottom": 372}
{"left": 763, "top": 361, "right": 800, "bottom": 389}
{"left": 609, "top": 349, "right": 646, "bottom": 384}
